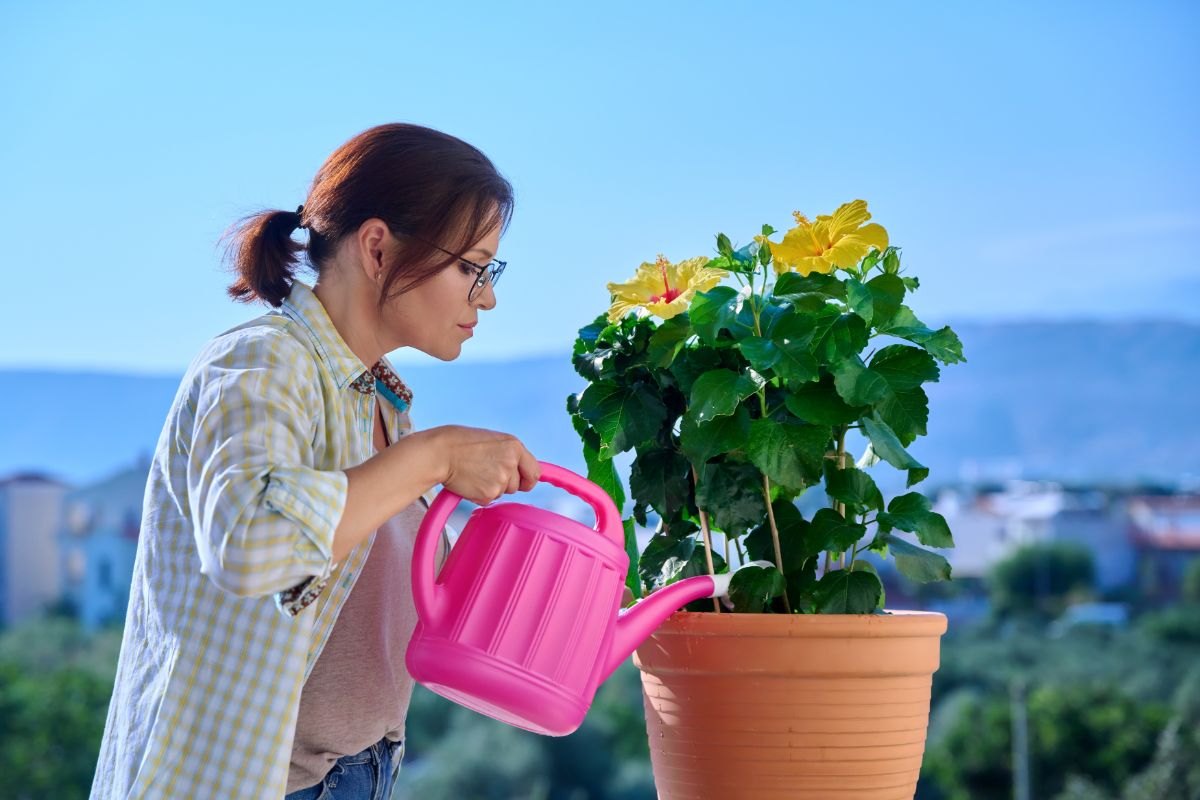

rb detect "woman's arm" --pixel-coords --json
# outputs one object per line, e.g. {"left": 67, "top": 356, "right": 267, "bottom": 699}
{"left": 329, "top": 429, "right": 446, "bottom": 563}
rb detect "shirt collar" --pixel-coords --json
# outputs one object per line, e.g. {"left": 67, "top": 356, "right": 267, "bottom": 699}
{"left": 280, "top": 279, "right": 413, "bottom": 412}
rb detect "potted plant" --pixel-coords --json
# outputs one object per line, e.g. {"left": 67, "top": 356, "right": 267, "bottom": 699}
{"left": 566, "top": 200, "right": 966, "bottom": 799}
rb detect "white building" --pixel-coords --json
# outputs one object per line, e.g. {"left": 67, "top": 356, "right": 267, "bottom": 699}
{"left": 932, "top": 480, "right": 1135, "bottom": 592}
{"left": 0, "top": 472, "right": 70, "bottom": 626}
{"left": 60, "top": 460, "right": 148, "bottom": 630}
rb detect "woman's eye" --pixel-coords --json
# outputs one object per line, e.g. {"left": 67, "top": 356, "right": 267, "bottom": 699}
{"left": 459, "top": 264, "right": 475, "bottom": 276}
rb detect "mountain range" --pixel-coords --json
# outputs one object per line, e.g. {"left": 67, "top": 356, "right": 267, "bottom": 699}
{"left": 2, "top": 320, "right": 1196, "bottom": 495}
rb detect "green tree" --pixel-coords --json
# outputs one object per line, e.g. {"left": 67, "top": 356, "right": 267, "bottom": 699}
{"left": 922, "top": 682, "right": 1167, "bottom": 800}
{"left": 987, "top": 541, "right": 1096, "bottom": 620}
{"left": 1182, "top": 557, "right": 1200, "bottom": 605}
{"left": 0, "top": 616, "right": 121, "bottom": 800}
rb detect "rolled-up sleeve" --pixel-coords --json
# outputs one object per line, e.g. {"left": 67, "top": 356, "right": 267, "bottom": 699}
{"left": 185, "top": 329, "right": 348, "bottom": 604}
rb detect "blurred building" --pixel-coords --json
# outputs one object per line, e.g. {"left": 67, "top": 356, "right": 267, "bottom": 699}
{"left": 1128, "top": 493, "right": 1200, "bottom": 602}
{"left": 60, "top": 459, "right": 148, "bottom": 630}
{"left": 0, "top": 472, "right": 70, "bottom": 626}
{"left": 932, "top": 480, "right": 1136, "bottom": 592}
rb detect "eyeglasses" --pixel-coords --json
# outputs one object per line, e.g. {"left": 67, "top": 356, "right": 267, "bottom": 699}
{"left": 395, "top": 230, "right": 506, "bottom": 302}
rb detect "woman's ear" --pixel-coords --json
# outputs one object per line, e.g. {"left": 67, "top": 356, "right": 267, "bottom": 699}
{"left": 356, "top": 218, "right": 392, "bottom": 284}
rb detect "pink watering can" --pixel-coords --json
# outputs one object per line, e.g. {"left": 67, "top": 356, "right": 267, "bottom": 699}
{"left": 405, "top": 461, "right": 748, "bottom": 736}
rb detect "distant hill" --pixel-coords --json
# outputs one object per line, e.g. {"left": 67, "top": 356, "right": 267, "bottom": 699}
{"left": 1, "top": 320, "right": 1195, "bottom": 491}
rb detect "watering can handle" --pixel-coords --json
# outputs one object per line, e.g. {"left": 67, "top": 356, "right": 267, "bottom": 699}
{"left": 534, "top": 461, "right": 624, "bottom": 549}
{"left": 412, "top": 487, "right": 457, "bottom": 627}
{"left": 412, "top": 461, "right": 625, "bottom": 626}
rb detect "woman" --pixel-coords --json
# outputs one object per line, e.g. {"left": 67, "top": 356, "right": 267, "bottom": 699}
{"left": 90, "top": 123, "right": 541, "bottom": 800}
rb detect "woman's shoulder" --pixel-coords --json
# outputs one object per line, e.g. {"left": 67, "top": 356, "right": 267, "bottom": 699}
{"left": 182, "top": 311, "right": 322, "bottom": 397}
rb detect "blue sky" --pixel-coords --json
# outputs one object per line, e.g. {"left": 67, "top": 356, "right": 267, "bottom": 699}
{"left": 2, "top": 1, "right": 1196, "bottom": 373}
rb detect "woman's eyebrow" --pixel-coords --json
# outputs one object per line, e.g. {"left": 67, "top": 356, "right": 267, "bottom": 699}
{"left": 467, "top": 247, "right": 495, "bottom": 260}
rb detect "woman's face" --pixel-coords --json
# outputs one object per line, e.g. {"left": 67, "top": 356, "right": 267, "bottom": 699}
{"left": 381, "top": 221, "right": 501, "bottom": 361}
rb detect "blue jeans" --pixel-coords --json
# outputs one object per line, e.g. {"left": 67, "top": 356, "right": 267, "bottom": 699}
{"left": 285, "top": 737, "right": 405, "bottom": 800}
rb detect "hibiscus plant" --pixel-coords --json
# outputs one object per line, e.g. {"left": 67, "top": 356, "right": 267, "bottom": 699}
{"left": 566, "top": 200, "right": 967, "bottom": 614}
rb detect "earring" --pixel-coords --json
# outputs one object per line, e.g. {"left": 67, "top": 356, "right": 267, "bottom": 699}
{"left": 375, "top": 269, "right": 383, "bottom": 282}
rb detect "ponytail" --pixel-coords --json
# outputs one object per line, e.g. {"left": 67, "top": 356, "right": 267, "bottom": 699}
{"left": 222, "top": 205, "right": 307, "bottom": 307}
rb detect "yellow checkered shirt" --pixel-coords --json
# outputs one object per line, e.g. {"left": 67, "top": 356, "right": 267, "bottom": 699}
{"left": 90, "top": 279, "right": 451, "bottom": 799}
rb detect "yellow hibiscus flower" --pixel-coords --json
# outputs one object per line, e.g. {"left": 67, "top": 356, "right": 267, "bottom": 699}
{"left": 606, "top": 254, "right": 729, "bottom": 324}
{"left": 760, "top": 199, "right": 889, "bottom": 276}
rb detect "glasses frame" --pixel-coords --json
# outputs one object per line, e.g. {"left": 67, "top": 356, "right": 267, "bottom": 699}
{"left": 395, "top": 230, "right": 505, "bottom": 302}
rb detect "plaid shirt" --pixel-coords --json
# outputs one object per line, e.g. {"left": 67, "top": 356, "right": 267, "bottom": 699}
{"left": 90, "top": 279, "right": 452, "bottom": 799}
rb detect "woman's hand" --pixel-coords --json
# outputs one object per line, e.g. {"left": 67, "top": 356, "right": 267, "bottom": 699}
{"left": 423, "top": 425, "right": 541, "bottom": 506}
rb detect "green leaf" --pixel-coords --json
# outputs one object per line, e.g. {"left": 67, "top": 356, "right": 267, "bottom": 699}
{"left": 814, "top": 568, "right": 882, "bottom": 614}
{"left": 831, "top": 358, "right": 890, "bottom": 407}
{"left": 629, "top": 447, "right": 692, "bottom": 521}
{"left": 727, "top": 565, "right": 787, "bottom": 613}
{"left": 877, "top": 493, "right": 955, "bottom": 548}
{"left": 860, "top": 416, "right": 926, "bottom": 474}
{"left": 809, "top": 507, "right": 867, "bottom": 553}
{"left": 906, "top": 466, "right": 930, "bottom": 488}
{"left": 869, "top": 344, "right": 940, "bottom": 390}
{"left": 623, "top": 518, "right": 641, "bottom": 599}
{"left": 646, "top": 314, "right": 692, "bottom": 368}
{"left": 568, "top": 396, "right": 626, "bottom": 512}
{"left": 846, "top": 277, "right": 873, "bottom": 323}
{"left": 773, "top": 271, "right": 846, "bottom": 300}
{"left": 875, "top": 386, "right": 930, "bottom": 446}
{"left": 864, "top": 273, "right": 905, "bottom": 327}
{"left": 679, "top": 545, "right": 727, "bottom": 581}
{"left": 639, "top": 534, "right": 695, "bottom": 588}
{"left": 745, "top": 418, "right": 830, "bottom": 491}
{"left": 679, "top": 405, "right": 751, "bottom": 469}
{"left": 850, "top": 560, "right": 886, "bottom": 611}
{"left": 733, "top": 242, "right": 758, "bottom": 267}
{"left": 687, "top": 368, "right": 763, "bottom": 424}
{"left": 768, "top": 313, "right": 822, "bottom": 387}
{"left": 886, "top": 533, "right": 953, "bottom": 583}
{"left": 823, "top": 462, "right": 885, "bottom": 513}
{"left": 813, "top": 313, "right": 869, "bottom": 363}
{"left": 577, "top": 381, "right": 667, "bottom": 457}
{"left": 784, "top": 373, "right": 865, "bottom": 425}
{"left": 740, "top": 336, "right": 781, "bottom": 371}
{"left": 575, "top": 314, "right": 608, "bottom": 346}
{"left": 696, "top": 461, "right": 768, "bottom": 535}
{"left": 689, "top": 286, "right": 743, "bottom": 345}
{"left": 761, "top": 223, "right": 776, "bottom": 237}
{"left": 876, "top": 306, "right": 966, "bottom": 365}
{"left": 745, "top": 499, "right": 814, "bottom": 574}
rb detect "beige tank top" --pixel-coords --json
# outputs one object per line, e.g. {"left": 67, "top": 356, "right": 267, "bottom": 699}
{"left": 287, "top": 411, "right": 448, "bottom": 794}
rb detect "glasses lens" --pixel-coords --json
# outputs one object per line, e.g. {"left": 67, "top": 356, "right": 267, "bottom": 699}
{"left": 469, "top": 261, "right": 502, "bottom": 302}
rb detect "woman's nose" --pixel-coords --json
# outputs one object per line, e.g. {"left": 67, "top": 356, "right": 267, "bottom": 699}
{"left": 474, "top": 279, "right": 497, "bottom": 310}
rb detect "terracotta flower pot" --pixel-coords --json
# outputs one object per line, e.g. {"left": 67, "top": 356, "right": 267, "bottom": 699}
{"left": 632, "top": 609, "right": 948, "bottom": 800}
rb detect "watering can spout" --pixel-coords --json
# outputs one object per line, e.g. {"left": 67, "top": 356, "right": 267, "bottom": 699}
{"left": 599, "top": 575, "right": 719, "bottom": 682}
{"left": 600, "top": 561, "right": 779, "bottom": 682}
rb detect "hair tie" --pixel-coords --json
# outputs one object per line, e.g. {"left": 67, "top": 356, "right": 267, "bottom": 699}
{"left": 294, "top": 205, "right": 306, "bottom": 230}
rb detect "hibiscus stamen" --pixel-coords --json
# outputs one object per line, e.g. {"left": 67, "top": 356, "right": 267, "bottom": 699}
{"left": 648, "top": 254, "right": 683, "bottom": 304}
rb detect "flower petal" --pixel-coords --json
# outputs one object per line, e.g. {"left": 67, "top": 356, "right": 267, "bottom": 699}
{"left": 856, "top": 222, "right": 889, "bottom": 254}
{"left": 828, "top": 199, "right": 872, "bottom": 237}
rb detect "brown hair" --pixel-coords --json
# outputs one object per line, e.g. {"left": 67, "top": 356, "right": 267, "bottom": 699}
{"left": 221, "top": 123, "right": 514, "bottom": 308}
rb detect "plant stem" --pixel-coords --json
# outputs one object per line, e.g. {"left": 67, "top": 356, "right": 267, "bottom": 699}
{"left": 761, "top": 473, "right": 793, "bottom": 613}
{"left": 830, "top": 427, "right": 849, "bottom": 569}
{"left": 691, "top": 466, "right": 721, "bottom": 613}
{"left": 734, "top": 536, "right": 747, "bottom": 566}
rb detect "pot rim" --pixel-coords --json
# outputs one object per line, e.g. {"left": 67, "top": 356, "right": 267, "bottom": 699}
{"left": 651, "top": 608, "right": 948, "bottom": 639}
